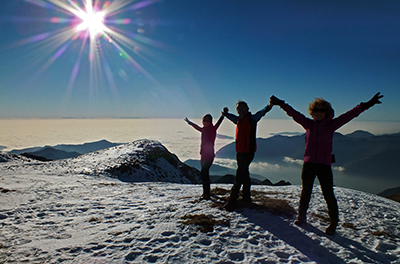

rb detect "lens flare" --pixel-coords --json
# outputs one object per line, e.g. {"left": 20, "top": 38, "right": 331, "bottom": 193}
{"left": 12, "top": 0, "right": 163, "bottom": 94}
{"left": 76, "top": 9, "right": 106, "bottom": 37}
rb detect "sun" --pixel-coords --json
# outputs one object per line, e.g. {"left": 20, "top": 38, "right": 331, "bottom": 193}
{"left": 76, "top": 7, "right": 106, "bottom": 37}
{"left": 12, "top": 0, "right": 162, "bottom": 93}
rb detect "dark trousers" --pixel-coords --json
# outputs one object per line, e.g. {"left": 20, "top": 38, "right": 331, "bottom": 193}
{"left": 299, "top": 162, "right": 339, "bottom": 222}
{"left": 200, "top": 157, "right": 213, "bottom": 196}
{"left": 229, "top": 152, "right": 255, "bottom": 202}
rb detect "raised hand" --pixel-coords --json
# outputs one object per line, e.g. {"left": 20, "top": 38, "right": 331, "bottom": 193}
{"left": 362, "top": 92, "right": 384, "bottom": 109}
{"left": 270, "top": 95, "right": 285, "bottom": 106}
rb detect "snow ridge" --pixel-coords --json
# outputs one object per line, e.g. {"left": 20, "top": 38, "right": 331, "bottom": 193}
{"left": 2, "top": 139, "right": 201, "bottom": 184}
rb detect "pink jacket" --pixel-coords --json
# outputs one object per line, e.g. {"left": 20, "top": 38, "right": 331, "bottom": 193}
{"left": 200, "top": 125, "right": 218, "bottom": 159}
{"left": 281, "top": 103, "right": 365, "bottom": 165}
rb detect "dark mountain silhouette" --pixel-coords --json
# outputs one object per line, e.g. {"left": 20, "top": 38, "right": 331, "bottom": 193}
{"left": 212, "top": 174, "right": 262, "bottom": 184}
{"left": 216, "top": 131, "right": 400, "bottom": 180}
{"left": 53, "top": 139, "right": 121, "bottom": 154}
{"left": 216, "top": 134, "right": 304, "bottom": 162}
{"left": 10, "top": 140, "right": 122, "bottom": 161}
{"left": 378, "top": 186, "right": 400, "bottom": 197}
{"left": 20, "top": 152, "right": 52, "bottom": 162}
{"left": 184, "top": 159, "right": 232, "bottom": 173}
{"left": 378, "top": 186, "right": 400, "bottom": 202}
{"left": 184, "top": 159, "right": 268, "bottom": 182}
{"left": 22, "top": 147, "right": 80, "bottom": 160}
{"left": 345, "top": 130, "right": 374, "bottom": 139}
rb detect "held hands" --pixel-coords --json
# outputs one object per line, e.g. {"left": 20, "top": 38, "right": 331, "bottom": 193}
{"left": 222, "top": 107, "right": 229, "bottom": 116}
{"left": 361, "top": 92, "right": 384, "bottom": 109}
{"left": 270, "top": 95, "right": 285, "bottom": 106}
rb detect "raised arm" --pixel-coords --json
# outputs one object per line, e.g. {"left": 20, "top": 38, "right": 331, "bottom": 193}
{"left": 184, "top": 117, "right": 203, "bottom": 132}
{"left": 270, "top": 95, "right": 312, "bottom": 129}
{"left": 331, "top": 92, "right": 384, "bottom": 130}
{"left": 252, "top": 104, "right": 273, "bottom": 122}
{"left": 215, "top": 114, "right": 225, "bottom": 128}
{"left": 222, "top": 107, "right": 239, "bottom": 124}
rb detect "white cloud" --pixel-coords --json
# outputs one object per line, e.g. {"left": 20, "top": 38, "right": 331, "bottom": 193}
{"left": 284, "top": 157, "right": 303, "bottom": 165}
{"left": 333, "top": 166, "right": 345, "bottom": 172}
{"left": 213, "top": 158, "right": 237, "bottom": 169}
{"left": 250, "top": 161, "right": 281, "bottom": 170}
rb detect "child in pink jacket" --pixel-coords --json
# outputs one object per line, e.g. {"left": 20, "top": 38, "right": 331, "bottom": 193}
{"left": 270, "top": 93, "right": 383, "bottom": 235}
{"left": 185, "top": 114, "right": 224, "bottom": 200}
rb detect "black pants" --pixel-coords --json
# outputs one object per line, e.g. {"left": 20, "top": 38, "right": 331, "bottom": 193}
{"left": 299, "top": 162, "right": 339, "bottom": 222}
{"left": 229, "top": 152, "right": 255, "bottom": 202}
{"left": 200, "top": 157, "right": 213, "bottom": 196}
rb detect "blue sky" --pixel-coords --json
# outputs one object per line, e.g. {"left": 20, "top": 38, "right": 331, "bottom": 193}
{"left": 0, "top": 0, "right": 399, "bottom": 121}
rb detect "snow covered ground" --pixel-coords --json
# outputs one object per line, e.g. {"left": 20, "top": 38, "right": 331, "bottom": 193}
{"left": 1, "top": 141, "right": 399, "bottom": 263}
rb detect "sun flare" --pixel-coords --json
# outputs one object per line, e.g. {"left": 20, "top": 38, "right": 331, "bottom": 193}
{"left": 13, "top": 0, "right": 162, "bottom": 93}
{"left": 76, "top": 9, "right": 106, "bottom": 37}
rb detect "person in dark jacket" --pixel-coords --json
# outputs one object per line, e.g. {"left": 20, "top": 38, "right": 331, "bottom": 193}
{"left": 222, "top": 101, "right": 273, "bottom": 211}
{"left": 185, "top": 114, "right": 224, "bottom": 200}
{"left": 270, "top": 92, "right": 383, "bottom": 235}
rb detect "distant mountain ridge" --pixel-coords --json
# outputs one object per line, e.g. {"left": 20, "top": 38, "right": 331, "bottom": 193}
{"left": 378, "top": 186, "right": 400, "bottom": 202}
{"left": 9, "top": 139, "right": 122, "bottom": 160}
{"left": 216, "top": 130, "right": 400, "bottom": 180}
{"left": 184, "top": 159, "right": 291, "bottom": 186}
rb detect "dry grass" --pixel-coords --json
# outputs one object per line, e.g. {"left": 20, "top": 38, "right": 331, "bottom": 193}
{"left": 88, "top": 217, "right": 102, "bottom": 223}
{"left": 209, "top": 187, "right": 296, "bottom": 218}
{"left": 371, "top": 230, "right": 393, "bottom": 238}
{"left": 180, "top": 214, "right": 230, "bottom": 233}
{"left": 341, "top": 222, "right": 358, "bottom": 230}
{"left": 210, "top": 187, "right": 231, "bottom": 196}
{"left": 310, "top": 212, "right": 330, "bottom": 223}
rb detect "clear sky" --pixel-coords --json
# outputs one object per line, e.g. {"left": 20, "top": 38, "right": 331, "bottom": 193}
{"left": 1, "top": 0, "right": 399, "bottom": 121}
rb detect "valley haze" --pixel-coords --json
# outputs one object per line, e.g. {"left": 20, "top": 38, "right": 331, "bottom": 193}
{"left": 1, "top": 118, "right": 399, "bottom": 195}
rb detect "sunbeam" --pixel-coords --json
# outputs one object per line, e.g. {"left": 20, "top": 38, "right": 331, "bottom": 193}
{"left": 14, "top": 0, "right": 163, "bottom": 94}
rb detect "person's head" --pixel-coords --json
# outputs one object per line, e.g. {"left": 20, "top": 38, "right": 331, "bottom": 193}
{"left": 308, "top": 98, "right": 332, "bottom": 121}
{"left": 202, "top": 114, "right": 213, "bottom": 127}
{"left": 236, "top": 101, "right": 249, "bottom": 117}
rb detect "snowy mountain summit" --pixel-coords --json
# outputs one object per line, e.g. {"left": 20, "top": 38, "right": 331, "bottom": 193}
{"left": 56, "top": 139, "right": 201, "bottom": 184}
{"left": 1, "top": 139, "right": 201, "bottom": 184}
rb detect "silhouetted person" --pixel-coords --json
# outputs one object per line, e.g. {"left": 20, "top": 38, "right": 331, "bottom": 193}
{"left": 270, "top": 92, "right": 383, "bottom": 235}
{"left": 222, "top": 101, "right": 273, "bottom": 211}
{"left": 184, "top": 114, "right": 224, "bottom": 200}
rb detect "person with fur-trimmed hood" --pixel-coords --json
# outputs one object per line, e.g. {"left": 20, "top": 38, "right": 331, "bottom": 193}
{"left": 270, "top": 93, "right": 383, "bottom": 235}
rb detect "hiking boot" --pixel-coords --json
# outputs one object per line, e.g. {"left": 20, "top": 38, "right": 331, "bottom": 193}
{"left": 200, "top": 194, "right": 211, "bottom": 200}
{"left": 325, "top": 220, "right": 338, "bottom": 235}
{"left": 242, "top": 197, "right": 252, "bottom": 205}
{"left": 294, "top": 211, "right": 306, "bottom": 226}
{"left": 224, "top": 199, "right": 235, "bottom": 212}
